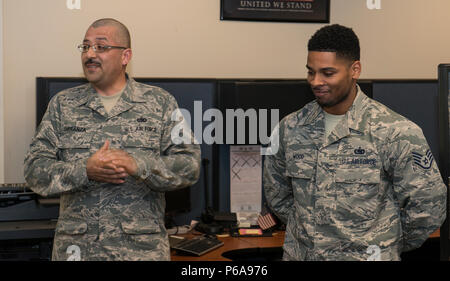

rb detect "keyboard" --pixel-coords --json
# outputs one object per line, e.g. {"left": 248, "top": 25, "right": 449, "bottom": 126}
{"left": 170, "top": 236, "right": 224, "bottom": 256}
{"left": 213, "top": 212, "right": 237, "bottom": 222}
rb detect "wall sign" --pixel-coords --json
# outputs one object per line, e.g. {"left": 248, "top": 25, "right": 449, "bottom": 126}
{"left": 220, "top": 0, "right": 330, "bottom": 23}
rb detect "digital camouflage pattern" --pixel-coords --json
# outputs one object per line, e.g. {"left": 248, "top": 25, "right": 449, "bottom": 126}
{"left": 264, "top": 85, "right": 447, "bottom": 261}
{"left": 24, "top": 77, "right": 201, "bottom": 261}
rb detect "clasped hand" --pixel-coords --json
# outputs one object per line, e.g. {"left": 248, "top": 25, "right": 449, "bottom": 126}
{"left": 86, "top": 140, "right": 138, "bottom": 184}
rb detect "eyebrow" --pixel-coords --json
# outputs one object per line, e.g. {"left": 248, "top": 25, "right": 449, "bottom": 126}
{"left": 306, "top": 65, "right": 337, "bottom": 72}
{"left": 83, "top": 37, "right": 109, "bottom": 43}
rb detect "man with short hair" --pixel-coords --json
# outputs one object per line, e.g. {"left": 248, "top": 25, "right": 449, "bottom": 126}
{"left": 24, "top": 18, "right": 201, "bottom": 261}
{"left": 263, "top": 24, "right": 447, "bottom": 261}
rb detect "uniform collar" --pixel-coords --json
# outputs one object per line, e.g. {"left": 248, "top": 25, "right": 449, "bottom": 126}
{"left": 345, "top": 84, "right": 369, "bottom": 134}
{"left": 74, "top": 74, "right": 147, "bottom": 117}
{"left": 120, "top": 74, "right": 148, "bottom": 103}
{"left": 304, "top": 84, "right": 369, "bottom": 148}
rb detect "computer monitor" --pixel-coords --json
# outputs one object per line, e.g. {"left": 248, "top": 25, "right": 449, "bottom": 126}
{"left": 438, "top": 65, "right": 450, "bottom": 188}
{"left": 438, "top": 64, "right": 450, "bottom": 260}
{"left": 214, "top": 79, "right": 373, "bottom": 211}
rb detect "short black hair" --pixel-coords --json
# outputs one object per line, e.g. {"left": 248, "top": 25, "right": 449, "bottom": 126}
{"left": 308, "top": 24, "right": 360, "bottom": 61}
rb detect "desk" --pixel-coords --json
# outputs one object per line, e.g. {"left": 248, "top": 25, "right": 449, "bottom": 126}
{"left": 430, "top": 229, "right": 440, "bottom": 239}
{"left": 170, "top": 229, "right": 441, "bottom": 261}
{"left": 0, "top": 220, "right": 57, "bottom": 240}
{"left": 171, "top": 231, "right": 285, "bottom": 261}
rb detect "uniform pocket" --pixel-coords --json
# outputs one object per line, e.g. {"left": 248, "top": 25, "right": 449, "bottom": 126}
{"left": 334, "top": 167, "right": 381, "bottom": 226}
{"left": 56, "top": 220, "right": 88, "bottom": 235}
{"left": 120, "top": 219, "right": 163, "bottom": 252}
{"left": 121, "top": 130, "right": 160, "bottom": 159}
{"left": 120, "top": 219, "right": 161, "bottom": 235}
{"left": 334, "top": 167, "right": 380, "bottom": 198}
{"left": 335, "top": 167, "right": 380, "bottom": 184}
{"left": 121, "top": 122, "right": 161, "bottom": 148}
{"left": 59, "top": 132, "right": 93, "bottom": 161}
{"left": 335, "top": 139, "right": 381, "bottom": 198}
{"left": 284, "top": 146, "right": 316, "bottom": 179}
{"left": 286, "top": 159, "right": 315, "bottom": 206}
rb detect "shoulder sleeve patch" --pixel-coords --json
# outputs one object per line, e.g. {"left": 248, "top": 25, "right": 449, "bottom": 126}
{"left": 412, "top": 149, "right": 434, "bottom": 170}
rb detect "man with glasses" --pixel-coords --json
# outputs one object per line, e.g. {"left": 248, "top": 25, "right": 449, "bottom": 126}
{"left": 24, "top": 18, "right": 201, "bottom": 261}
{"left": 263, "top": 24, "right": 447, "bottom": 260}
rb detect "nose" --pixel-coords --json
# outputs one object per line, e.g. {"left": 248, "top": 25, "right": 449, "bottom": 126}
{"left": 308, "top": 73, "right": 324, "bottom": 88}
{"left": 85, "top": 46, "right": 97, "bottom": 58}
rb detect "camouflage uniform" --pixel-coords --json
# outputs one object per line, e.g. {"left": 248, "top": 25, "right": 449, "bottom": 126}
{"left": 264, "top": 85, "right": 447, "bottom": 261}
{"left": 24, "top": 77, "right": 201, "bottom": 261}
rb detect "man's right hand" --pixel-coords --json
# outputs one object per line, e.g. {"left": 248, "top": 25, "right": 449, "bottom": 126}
{"left": 86, "top": 140, "right": 129, "bottom": 184}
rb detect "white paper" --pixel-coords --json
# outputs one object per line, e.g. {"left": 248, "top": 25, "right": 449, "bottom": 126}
{"left": 230, "top": 145, "right": 262, "bottom": 213}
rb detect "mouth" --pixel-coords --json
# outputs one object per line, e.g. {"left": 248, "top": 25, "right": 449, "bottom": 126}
{"left": 312, "top": 88, "right": 330, "bottom": 97}
{"left": 84, "top": 60, "right": 101, "bottom": 71}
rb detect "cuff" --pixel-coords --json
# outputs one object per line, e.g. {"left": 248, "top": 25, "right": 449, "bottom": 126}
{"left": 133, "top": 153, "right": 159, "bottom": 182}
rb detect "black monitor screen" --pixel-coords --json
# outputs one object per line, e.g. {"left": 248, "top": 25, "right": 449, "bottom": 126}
{"left": 218, "top": 80, "right": 315, "bottom": 146}
{"left": 217, "top": 80, "right": 372, "bottom": 146}
{"left": 438, "top": 64, "right": 450, "bottom": 245}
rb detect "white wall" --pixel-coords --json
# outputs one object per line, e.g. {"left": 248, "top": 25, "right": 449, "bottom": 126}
{"left": 2, "top": 0, "right": 450, "bottom": 182}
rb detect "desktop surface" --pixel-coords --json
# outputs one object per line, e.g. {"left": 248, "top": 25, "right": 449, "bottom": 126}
{"left": 170, "top": 229, "right": 441, "bottom": 261}
{"left": 170, "top": 231, "right": 285, "bottom": 261}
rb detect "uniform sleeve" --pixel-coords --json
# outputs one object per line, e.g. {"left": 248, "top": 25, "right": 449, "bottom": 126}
{"left": 263, "top": 121, "right": 294, "bottom": 223}
{"left": 24, "top": 96, "right": 89, "bottom": 197}
{"left": 133, "top": 94, "right": 201, "bottom": 192}
{"left": 381, "top": 124, "right": 447, "bottom": 252}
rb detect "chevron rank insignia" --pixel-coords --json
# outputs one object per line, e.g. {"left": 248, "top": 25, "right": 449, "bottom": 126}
{"left": 412, "top": 149, "right": 433, "bottom": 170}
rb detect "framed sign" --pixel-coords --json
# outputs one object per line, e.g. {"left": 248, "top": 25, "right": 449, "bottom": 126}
{"left": 220, "top": 0, "right": 330, "bottom": 23}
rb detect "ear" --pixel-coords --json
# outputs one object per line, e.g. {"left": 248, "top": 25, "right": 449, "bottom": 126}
{"left": 121, "top": 48, "right": 133, "bottom": 66}
{"left": 351, "top": 61, "right": 361, "bottom": 79}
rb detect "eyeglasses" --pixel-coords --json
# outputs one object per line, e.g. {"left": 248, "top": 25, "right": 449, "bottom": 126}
{"left": 77, "top": 44, "right": 127, "bottom": 53}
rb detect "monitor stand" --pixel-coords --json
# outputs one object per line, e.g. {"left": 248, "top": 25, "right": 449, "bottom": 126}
{"left": 195, "top": 159, "right": 225, "bottom": 235}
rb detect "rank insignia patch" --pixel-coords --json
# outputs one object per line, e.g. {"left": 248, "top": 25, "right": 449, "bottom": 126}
{"left": 412, "top": 149, "right": 433, "bottom": 170}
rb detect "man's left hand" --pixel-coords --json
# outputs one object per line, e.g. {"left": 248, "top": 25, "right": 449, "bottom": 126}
{"left": 100, "top": 149, "right": 138, "bottom": 177}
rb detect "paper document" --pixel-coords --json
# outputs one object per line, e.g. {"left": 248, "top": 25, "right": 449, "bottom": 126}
{"left": 230, "top": 145, "right": 262, "bottom": 213}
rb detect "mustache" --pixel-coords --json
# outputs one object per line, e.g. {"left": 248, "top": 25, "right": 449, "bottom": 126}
{"left": 312, "top": 86, "right": 329, "bottom": 92}
{"left": 84, "top": 59, "right": 101, "bottom": 66}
